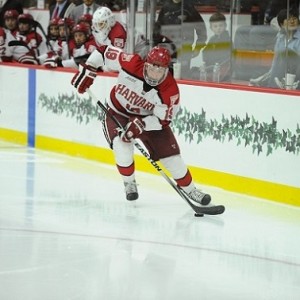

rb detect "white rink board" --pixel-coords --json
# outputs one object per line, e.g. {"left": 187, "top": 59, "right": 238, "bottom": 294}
{"left": 36, "top": 70, "right": 118, "bottom": 146}
{"left": 0, "top": 65, "right": 299, "bottom": 190}
{"left": 0, "top": 66, "right": 28, "bottom": 132}
{"left": 177, "top": 84, "right": 300, "bottom": 187}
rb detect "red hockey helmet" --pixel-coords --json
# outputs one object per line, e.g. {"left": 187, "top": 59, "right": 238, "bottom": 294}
{"left": 4, "top": 10, "right": 19, "bottom": 19}
{"left": 49, "top": 17, "right": 60, "bottom": 27}
{"left": 72, "top": 23, "right": 90, "bottom": 36}
{"left": 58, "top": 17, "right": 75, "bottom": 29}
{"left": 143, "top": 46, "right": 171, "bottom": 86}
{"left": 146, "top": 46, "right": 171, "bottom": 68}
{"left": 78, "top": 14, "right": 93, "bottom": 26}
{"left": 18, "top": 13, "right": 34, "bottom": 24}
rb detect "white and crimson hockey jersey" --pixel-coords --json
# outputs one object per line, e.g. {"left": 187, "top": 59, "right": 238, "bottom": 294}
{"left": 93, "top": 21, "right": 147, "bottom": 59}
{"left": 61, "top": 37, "right": 97, "bottom": 68}
{"left": 93, "top": 21, "right": 126, "bottom": 49}
{"left": 0, "top": 27, "right": 14, "bottom": 61}
{"left": 87, "top": 45, "right": 180, "bottom": 130}
{"left": 9, "top": 30, "right": 42, "bottom": 63}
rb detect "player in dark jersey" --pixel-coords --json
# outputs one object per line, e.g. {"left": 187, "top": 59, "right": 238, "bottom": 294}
{"left": 71, "top": 45, "right": 212, "bottom": 206}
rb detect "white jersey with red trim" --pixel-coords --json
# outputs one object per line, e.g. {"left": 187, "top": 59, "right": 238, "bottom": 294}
{"left": 57, "top": 39, "right": 72, "bottom": 60}
{"left": 61, "top": 38, "right": 97, "bottom": 68}
{"left": 96, "top": 46, "right": 180, "bottom": 128}
{"left": 49, "top": 39, "right": 61, "bottom": 55}
{"left": 0, "top": 27, "right": 14, "bottom": 60}
{"left": 10, "top": 31, "right": 42, "bottom": 60}
{"left": 69, "top": 38, "right": 97, "bottom": 59}
{"left": 94, "top": 21, "right": 126, "bottom": 49}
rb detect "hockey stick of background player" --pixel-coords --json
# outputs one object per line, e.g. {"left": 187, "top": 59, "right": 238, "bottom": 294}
{"left": 8, "top": 40, "right": 31, "bottom": 50}
{"left": 8, "top": 40, "right": 40, "bottom": 64}
{"left": 64, "top": 19, "right": 71, "bottom": 59}
{"left": 30, "top": 20, "right": 41, "bottom": 57}
{"left": 87, "top": 89, "right": 225, "bottom": 216}
{"left": 33, "top": 20, "right": 54, "bottom": 52}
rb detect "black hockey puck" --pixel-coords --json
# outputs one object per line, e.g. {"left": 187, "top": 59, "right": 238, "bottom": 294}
{"left": 194, "top": 213, "right": 204, "bottom": 217}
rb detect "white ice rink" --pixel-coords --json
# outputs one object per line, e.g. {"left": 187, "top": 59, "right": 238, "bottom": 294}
{"left": 0, "top": 141, "right": 299, "bottom": 300}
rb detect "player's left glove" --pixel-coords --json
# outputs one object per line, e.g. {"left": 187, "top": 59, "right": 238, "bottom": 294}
{"left": 71, "top": 63, "right": 97, "bottom": 94}
{"left": 18, "top": 52, "right": 39, "bottom": 65}
{"left": 120, "top": 117, "right": 145, "bottom": 142}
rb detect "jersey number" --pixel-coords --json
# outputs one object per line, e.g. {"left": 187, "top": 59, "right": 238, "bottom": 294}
{"left": 105, "top": 48, "right": 119, "bottom": 60}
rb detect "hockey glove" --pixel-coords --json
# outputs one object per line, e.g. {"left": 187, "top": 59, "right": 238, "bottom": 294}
{"left": 18, "top": 53, "right": 39, "bottom": 65}
{"left": 44, "top": 54, "right": 61, "bottom": 68}
{"left": 121, "top": 117, "right": 145, "bottom": 143}
{"left": 71, "top": 63, "right": 97, "bottom": 94}
{"left": 153, "top": 103, "right": 175, "bottom": 121}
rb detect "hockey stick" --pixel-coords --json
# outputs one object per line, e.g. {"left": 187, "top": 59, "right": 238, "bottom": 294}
{"left": 8, "top": 40, "right": 31, "bottom": 51}
{"left": 87, "top": 89, "right": 225, "bottom": 216}
{"left": 63, "top": 19, "right": 71, "bottom": 59}
{"left": 33, "top": 20, "right": 54, "bottom": 52}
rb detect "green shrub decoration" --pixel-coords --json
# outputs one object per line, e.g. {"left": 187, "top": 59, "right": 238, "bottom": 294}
{"left": 39, "top": 93, "right": 300, "bottom": 156}
{"left": 39, "top": 92, "right": 103, "bottom": 124}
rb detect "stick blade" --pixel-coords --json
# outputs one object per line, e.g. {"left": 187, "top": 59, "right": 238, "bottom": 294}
{"left": 195, "top": 205, "right": 225, "bottom": 215}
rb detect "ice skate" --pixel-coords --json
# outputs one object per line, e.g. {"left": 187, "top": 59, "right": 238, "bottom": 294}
{"left": 188, "top": 188, "right": 211, "bottom": 205}
{"left": 124, "top": 180, "right": 139, "bottom": 201}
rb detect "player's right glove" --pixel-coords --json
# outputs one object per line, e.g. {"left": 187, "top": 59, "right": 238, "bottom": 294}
{"left": 71, "top": 63, "right": 97, "bottom": 94}
{"left": 120, "top": 117, "right": 145, "bottom": 143}
{"left": 43, "top": 53, "right": 61, "bottom": 68}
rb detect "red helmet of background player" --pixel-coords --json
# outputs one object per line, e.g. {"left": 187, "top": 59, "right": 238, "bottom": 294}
{"left": 49, "top": 17, "right": 60, "bottom": 27}
{"left": 73, "top": 23, "right": 90, "bottom": 35}
{"left": 72, "top": 23, "right": 90, "bottom": 47}
{"left": 4, "top": 10, "right": 19, "bottom": 19}
{"left": 4, "top": 10, "right": 19, "bottom": 31}
{"left": 78, "top": 14, "right": 93, "bottom": 27}
{"left": 58, "top": 17, "right": 75, "bottom": 29}
{"left": 143, "top": 46, "right": 171, "bottom": 86}
{"left": 18, "top": 13, "right": 34, "bottom": 24}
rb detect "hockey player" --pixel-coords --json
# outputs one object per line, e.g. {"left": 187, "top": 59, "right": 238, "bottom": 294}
{"left": 71, "top": 45, "right": 212, "bottom": 205}
{"left": 56, "top": 17, "right": 75, "bottom": 60}
{"left": 0, "top": 9, "right": 19, "bottom": 62}
{"left": 9, "top": 13, "right": 42, "bottom": 64}
{"left": 37, "top": 17, "right": 61, "bottom": 65}
{"left": 47, "top": 17, "right": 60, "bottom": 47}
{"left": 2, "top": 9, "right": 19, "bottom": 33}
{"left": 92, "top": 6, "right": 147, "bottom": 58}
{"left": 38, "top": 17, "right": 75, "bottom": 65}
{"left": 92, "top": 6, "right": 126, "bottom": 49}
